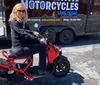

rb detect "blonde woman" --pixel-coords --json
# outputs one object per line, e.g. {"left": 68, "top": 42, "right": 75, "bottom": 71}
{"left": 9, "top": 3, "right": 47, "bottom": 75}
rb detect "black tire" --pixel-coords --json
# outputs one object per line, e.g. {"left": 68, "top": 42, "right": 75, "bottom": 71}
{"left": 40, "top": 28, "right": 56, "bottom": 44}
{"left": 0, "top": 59, "right": 8, "bottom": 76}
{"left": 53, "top": 58, "right": 70, "bottom": 78}
{"left": 59, "top": 29, "right": 74, "bottom": 44}
{"left": 0, "top": 59, "right": 16, "bottom": 85}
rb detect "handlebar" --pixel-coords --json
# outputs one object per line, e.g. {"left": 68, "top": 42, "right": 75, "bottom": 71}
{"left": 36, "top": 34, "right": 43, "bottom": 39}
{"left": 36, "top": 34, "right": 49, "bottom": 45}
{"left": 36, "top": 33, "right": 61, "bottom": 52}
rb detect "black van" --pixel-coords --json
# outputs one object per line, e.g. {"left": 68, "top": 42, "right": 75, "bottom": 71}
{"left": 1, "top": 0, "right": 100, "bottom": 44}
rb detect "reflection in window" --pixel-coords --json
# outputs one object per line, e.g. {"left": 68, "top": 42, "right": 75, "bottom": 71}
{"left": 78, "top": 0, "right": 88, "bottom": 15}
{"left": 91, "top": 0, "right": 100, "bottom": 15}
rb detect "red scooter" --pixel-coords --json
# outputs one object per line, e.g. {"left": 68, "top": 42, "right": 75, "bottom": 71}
{"left": 0, "top": 34, "right": 70, "bottom": 84}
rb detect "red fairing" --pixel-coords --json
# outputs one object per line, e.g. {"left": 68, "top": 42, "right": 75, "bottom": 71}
{"left": 46, "top": 43, "right": 58, "bottom": 64}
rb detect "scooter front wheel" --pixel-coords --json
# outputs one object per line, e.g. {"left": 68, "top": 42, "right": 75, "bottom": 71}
{"left": 53, "top": 58, "right": 70, "bottom": 78}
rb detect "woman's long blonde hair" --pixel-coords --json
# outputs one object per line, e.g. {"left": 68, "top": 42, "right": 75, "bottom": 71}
{"left": 9, "top": 3, "right": 28, "bottom": 23}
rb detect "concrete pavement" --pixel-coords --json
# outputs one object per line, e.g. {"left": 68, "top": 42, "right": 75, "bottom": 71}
{"left": 0, "top": 35, "right": 100, "bottom": 85}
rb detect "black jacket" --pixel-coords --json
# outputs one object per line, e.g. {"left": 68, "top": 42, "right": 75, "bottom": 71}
{"left": 10, "top": 19, "right": 40, "bottom": 49}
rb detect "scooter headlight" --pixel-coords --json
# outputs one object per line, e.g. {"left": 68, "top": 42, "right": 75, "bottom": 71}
{"left": 59, "top": 48, "right": 62, "bottom": 54}
{"left": 57, "top": 48, "right": 62, "bottom": 55}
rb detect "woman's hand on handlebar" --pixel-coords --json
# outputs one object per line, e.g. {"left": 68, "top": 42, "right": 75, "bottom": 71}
{"left": 33, "top": 31, "right": 39, "bottom": 36}
{"left": 33, "top": 31, "right": 47, "bottom": 44}
{"left": 40, "top": 38, "right": 47, "bottom": 44}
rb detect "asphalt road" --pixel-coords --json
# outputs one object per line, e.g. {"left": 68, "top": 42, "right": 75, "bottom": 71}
{"left": 0, "top": 35, "right": 100, "bottom": 85}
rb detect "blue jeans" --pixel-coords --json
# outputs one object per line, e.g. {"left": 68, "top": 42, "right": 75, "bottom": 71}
{"left": 12, "top": 43, "right": 46, "bottom": 71}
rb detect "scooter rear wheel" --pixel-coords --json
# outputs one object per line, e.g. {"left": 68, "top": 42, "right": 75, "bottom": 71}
{"left": 0, "top": 59, "right": 8, "bottom": 76}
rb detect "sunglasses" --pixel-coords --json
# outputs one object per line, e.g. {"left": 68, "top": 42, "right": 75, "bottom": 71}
{"left": 17, "top": 10, "right": 26, "bottom": 13}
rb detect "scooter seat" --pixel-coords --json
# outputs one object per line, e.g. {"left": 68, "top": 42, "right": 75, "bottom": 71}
{"left": 8, "top": 50, "right": 28, "bottom": 64}
{"left": 8, "top": 50, "right": 21, "bottom": 58}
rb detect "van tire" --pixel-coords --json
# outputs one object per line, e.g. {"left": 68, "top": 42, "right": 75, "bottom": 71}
{"left": 59, "top": 29, "right": 74, "bottom": 44}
